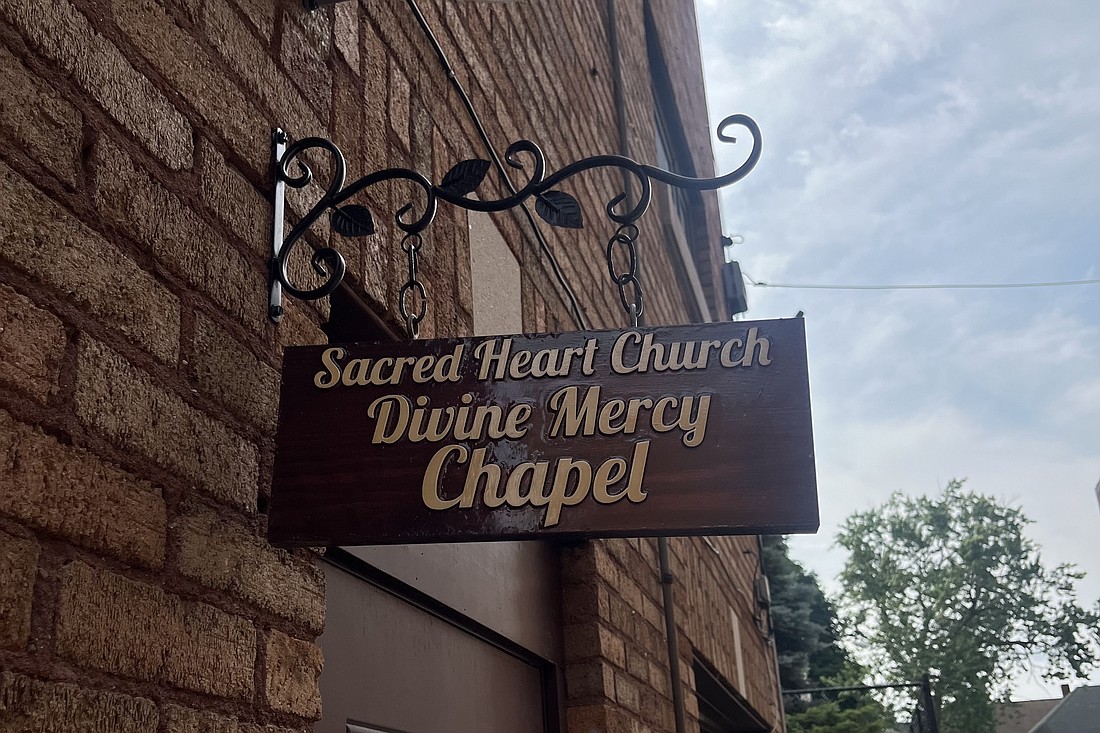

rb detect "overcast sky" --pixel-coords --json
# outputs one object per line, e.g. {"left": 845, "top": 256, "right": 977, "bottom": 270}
{"left": 694, "top": 0, "right": 1100, "bottom": 699}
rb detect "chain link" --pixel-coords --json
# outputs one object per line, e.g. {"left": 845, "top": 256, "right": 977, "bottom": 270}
{"left": 605, "top": 223, "right": 643, "bottom": 325}
{"left": 398, "top": 233, "right": 427, "bottom": 339}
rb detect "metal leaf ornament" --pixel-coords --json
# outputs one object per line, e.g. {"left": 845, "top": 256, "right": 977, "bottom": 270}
{"left": 535, "top": 190, "right": 583, "bottom": 229}
{"left": 439, "top": 159, "right": 491, "bottom": 196}
{"left": 331, "top": 205, "right": 376, "bottom": 237}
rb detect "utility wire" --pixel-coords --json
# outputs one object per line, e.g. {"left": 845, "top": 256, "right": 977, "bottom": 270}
{"left": 740, "top": 273, "right": 1099, "bottom": 291}
{"left": 404, "top": 0, "right": 589, "bottom": 330}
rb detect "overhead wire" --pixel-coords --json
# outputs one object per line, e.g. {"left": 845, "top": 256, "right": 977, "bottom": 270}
{"left": 740, "top": 273, "right": 1099, "bottom": 291}
{"left": 404, "top": 0, "right": 590, "bottom": 330}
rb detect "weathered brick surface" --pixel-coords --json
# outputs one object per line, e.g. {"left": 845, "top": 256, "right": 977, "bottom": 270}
{"left": 163, "top": 703, "right": 303, "bottom": 733}
{"left": 200, "top": 141, "right": 269, "bottom": 259}
{"left": 0, "top": 161, "right": 180, "bottom": 363}
{"left": 0, "top": 43, "right": 81, "bottom": 185}
{"left": 74, "top": 338, "right": 257, "bottom": 512}
{"left": 203, "top": 0, "right": 326, "bottom": 140}
{"left": 189, "top": 313, "right": 279, "bottom": 432}
{"left": 0, "top": 672, "right": 158, "bottom": 732}
{"left": 0, "top": 530, "right": 37, "bottom": 650}
{"left": 0, "top": 285, "right": 66, "bottom": 403}
{"left": 0, "top": 409, "right": 166, "bottom": 568}
{"left": 0, "top": 0, "right": 192, "bottom": 169}
{"left": 175, "top": 504, "right": 324, "bottom": 633}
{"left": 56, "top": 562, "right": 256, "bottom": 699}
{"left": 263, "top": 630, "right": 322, "bottom": 718}
{"left": 111, "top": 0, "right": 265, "bottom": 171}
{"left": 91, "top": 137, "right": 265, "bottom": 332}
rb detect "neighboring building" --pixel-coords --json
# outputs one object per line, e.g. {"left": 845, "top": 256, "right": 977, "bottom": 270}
{"left": 995, "top": 698, "right": 1061, "bottom": 733}
{"left": 1029, "top": 686, "right": 1100, "bottom": 733}
{"left": 0, "top": 0, "right": 786, "bottom": 732}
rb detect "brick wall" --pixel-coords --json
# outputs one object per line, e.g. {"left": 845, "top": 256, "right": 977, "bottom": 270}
{"left": 0, "top": 0, "right": 780, "bottom": 730}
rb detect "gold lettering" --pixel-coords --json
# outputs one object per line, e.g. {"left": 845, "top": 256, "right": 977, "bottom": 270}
{"left": 652, "top": 396, "right": 680, "bottom": 433}
{"left": 422, "top": 444, "right": 467, "bottom": 510}
{"left": 598, "top": 399, "right": 627, "bottom": 435}
{"left": 543, "top": 458, "right": 592, "bottom": 527}
{"left": 466, "top": 448, "right": 504, "bottom": 508}
{"left": 610, "top": 331, "right": 642, "bottom": 374}
{"left": 504, "top": 403, "right": 532, "bottom": 439}
{"left": 390, "top": 356, "right": 415, "bottom": 384}
{"left": 474, "top": 338, "right": 511, "bottom": 380}
{"left": 314, "top": 347, "right": 345, "bottom": 388}
{"left": 625, "top": 441, "right": 650, "bottom": 502}
{"left": 367, "top": 395, "right": 410, "bottom": 444}
{"left": 369, "top": 357, "right": 395, "bottom": 385}
{"left": 742, "top": 327, "right": 772, "bottom": 366}
{"left": 719, "top": 338, "right": 745, "bottom": 367}
{"left": 592, "top": 458, "right": 628, "bottom": 503}
{"left": 581, "top": 338, "right": 599, "bottom": 375}
{"left": 435, "top": 344, "right": 463, "bottom": 382}
{"left": 509, "top": 349, "right": 533, "bottom": 379}
{"left": 505, "top": 461, "right": 548, "bottom": 507}
{"left": 679, "top": 395, "right": 711, "bottom": 447}
{"left": 343, "top": 358, "right": 371, "bottom": 386}
{"left": 548, "top": 385, "right": 600, "bottom": 437}
{"left": 623, "top": 397, "right": 654, "bottom": 433}
{"left": 529, "top": 348, "right": 559, "bottom": 378}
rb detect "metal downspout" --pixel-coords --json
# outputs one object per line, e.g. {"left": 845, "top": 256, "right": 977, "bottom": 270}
{"left": 658, "top": 537, "right": 688, "bottom": 733}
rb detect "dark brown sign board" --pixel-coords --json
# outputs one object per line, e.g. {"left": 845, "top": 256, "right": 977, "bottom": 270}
{"left": 268, "top": 318, "right": 818, "bottom": 546}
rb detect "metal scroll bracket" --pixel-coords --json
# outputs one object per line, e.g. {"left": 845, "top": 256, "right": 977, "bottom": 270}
{"left": 266, "top": 115, "right": 762, "bottom": 328}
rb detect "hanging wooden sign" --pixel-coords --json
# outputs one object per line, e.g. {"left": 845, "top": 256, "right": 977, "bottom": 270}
{"left": 268, "top": 318, "right": 818, "bottom": 546}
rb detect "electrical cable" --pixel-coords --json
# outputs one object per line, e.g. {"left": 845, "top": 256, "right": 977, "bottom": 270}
{"left": 403, "top": 0, "right": 590, "bottom": 331}
{"left": 741, "top": 273, "right": 1099, "bottom": 291}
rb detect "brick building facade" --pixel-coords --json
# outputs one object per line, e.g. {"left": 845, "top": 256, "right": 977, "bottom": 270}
{"left": 0, "top": 0, "right": 787, "bottom": 731}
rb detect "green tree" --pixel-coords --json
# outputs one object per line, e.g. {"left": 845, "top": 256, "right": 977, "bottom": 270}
{"left": 763, "top": 535, "right": 843, "bottom": 689}
{"left": 836, "top": 480, "right": 1100, "bottom": 733}
{"left": 762, "top": 537, "right": 889, "bottom": 732}
{"left": 786, "top": 695, "right": 891, "bottom": 733}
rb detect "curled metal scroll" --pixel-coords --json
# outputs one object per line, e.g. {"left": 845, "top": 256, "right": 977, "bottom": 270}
{"left": 268, "top": 113, "right": 761, "bottom": 322}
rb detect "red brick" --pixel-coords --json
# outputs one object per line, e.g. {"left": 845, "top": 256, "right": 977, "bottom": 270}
{"left": 0, "top": 43, "right": 81, "bottom": 184}
{"left": 0, "top": 160, "right": 181, "bottom": 362}
{"left": 0, "top": 285, "right": 65, "bottom": 403}
{"left": 0, "top": 0, "right": 192, "bottom": 169}
{"left": 175, "top": 504, "right": 324, "bottom": 633}
{"left": 56, "top": 562, "right": 256, "bottom": 699}
{"left": 0, "top": 409, "right": 166, "bottom": 568}
{"left": 0, "top": 530, "right": 36, "bottom": 650}
{"left": 0, "top": 672, "right": 158, "bottom": 731}
{"left": 263, "top": 630, "right": 322, "bottom": 719}
{"left": 74, "top": 338, "right": 257, "bottom": 512}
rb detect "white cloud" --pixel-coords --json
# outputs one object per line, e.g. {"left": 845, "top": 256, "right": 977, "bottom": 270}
{"left": 696, "top": 0, "right": 1100, "bottom": 695}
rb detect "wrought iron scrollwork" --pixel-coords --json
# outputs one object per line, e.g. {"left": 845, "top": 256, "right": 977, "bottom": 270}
{"left": 268, "top": 114, "right": 761, "bottom": 327}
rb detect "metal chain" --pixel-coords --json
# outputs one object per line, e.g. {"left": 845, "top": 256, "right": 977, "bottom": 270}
{"left": 398, "top": 233, "right": 427, "bottom": 339}
{"left": 606, "top": 223, "right": 643, "bottom": 327}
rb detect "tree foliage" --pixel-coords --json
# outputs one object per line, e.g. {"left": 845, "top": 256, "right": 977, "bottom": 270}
{"left": 763, "top": 537, "right": 889, "bottom": 733}
{"left": 786, "top": 696, "right": 891, "bottom": 733}
{"left": 763, "top": 535, "right": 846, "bottom": 689}
{"left": 836, "top": 480, "right": 1100, "bottom": 733}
